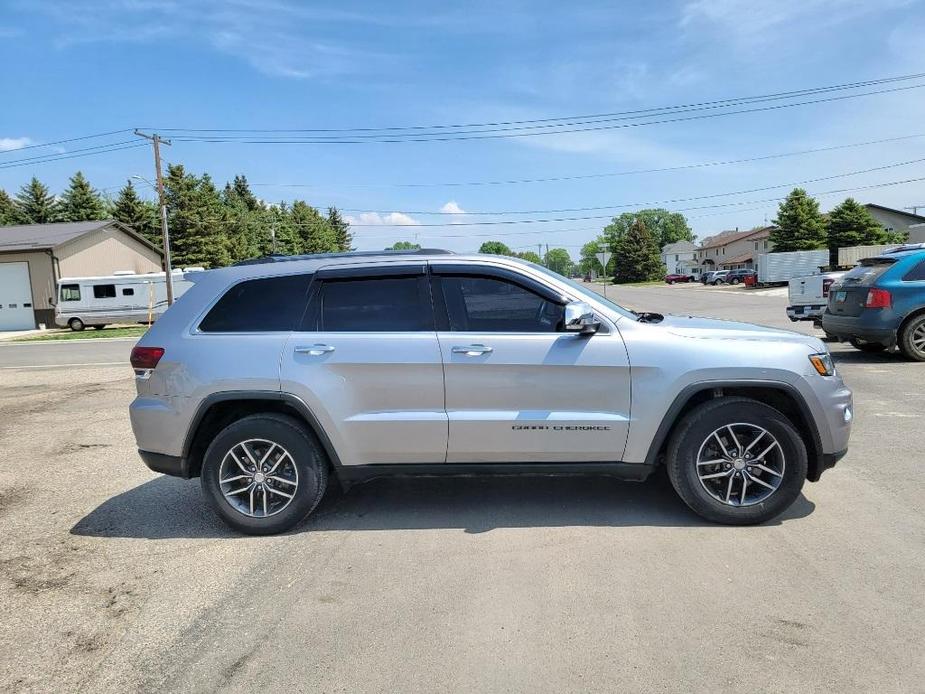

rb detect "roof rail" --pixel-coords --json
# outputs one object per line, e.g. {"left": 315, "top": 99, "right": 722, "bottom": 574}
{"left": 233, "top": 248, "right": 454, "bottom": 266}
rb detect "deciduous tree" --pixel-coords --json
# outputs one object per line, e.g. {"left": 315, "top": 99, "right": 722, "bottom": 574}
{"left": 478, "top": 240, "right": 512, "bottom": 255}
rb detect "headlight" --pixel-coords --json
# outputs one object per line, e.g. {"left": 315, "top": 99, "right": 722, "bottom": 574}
{"left": 809, "top": 352, "right": 835, "bottom": 376}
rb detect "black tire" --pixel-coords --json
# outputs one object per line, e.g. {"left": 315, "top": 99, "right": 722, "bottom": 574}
{"left": 849, "top": 338, "right": 886, "bottom": 353}
{"left": 93, "top": 325, "right": 107, "bottom": 330}
{"left": 898, "top": 314, "right": 925, "bottom": 362}
{"left": 68, "top": 317, "right": 84, "bottom": 332}
{"left": 731, "top": 277, "right": 740, "bottom": 285}
{"left": 822, "top": 331, "right": 837, "bottom": 342}
{"left": 200, "top": 413, "right": 328, "bottom": 535}
{"left": 666, "top": 279, "right": 674, "bottom": 285}
{"left": 665, "top": 397, "right": 808, "bottom": 525}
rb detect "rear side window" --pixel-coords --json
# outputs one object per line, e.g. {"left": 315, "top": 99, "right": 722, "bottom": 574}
{"left": 313, "top": 277, "right": 432, "bottom": 332}
{"left": 93, "top": 284, "right": 116, "bottom": 299}
{"left": 841, "top": 261, "right": 894, "bottom": 287}
{"left": 902, "top": 259, "right": 925, "bottom": 281}
{"left": 199, "top": 274, "right": 312, "bottom": 332}
{"left": 60, "top": 284, "right": 80, "bottom": 301}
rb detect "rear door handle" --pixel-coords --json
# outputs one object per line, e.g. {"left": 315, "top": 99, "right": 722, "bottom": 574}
{"left": 294, "top": 344, "right": 335, "bottom": 356}
{"left": 451, "top": 344, "right": 493, "bottom": 356}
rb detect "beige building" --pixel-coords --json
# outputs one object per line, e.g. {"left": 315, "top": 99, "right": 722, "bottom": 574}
{"left": 0, "top": 220, "right": 163, "bottom": 330}
{"left": 864, "top": 204, "right": 925, "bottom": 242}
{"left": 694, "top": 227, "right": 774, "bottom": 272}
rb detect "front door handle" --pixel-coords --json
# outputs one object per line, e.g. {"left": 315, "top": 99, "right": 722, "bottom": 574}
{"left": 294, "top": 344, "right": 335, "bottom": 356}
{"left": 451, "top": 344, "right": 493, "bottom": 356}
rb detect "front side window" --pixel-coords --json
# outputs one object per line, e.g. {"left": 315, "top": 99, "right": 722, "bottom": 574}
{"left": 60, "top": 284, "right": 80, "bottom": 302}
{"left": 93, "top": 284, "right": 116, "bottom": 299}
{"left": 199, "top": 274, "right": 312, "bottom": 332}
{"left": 314, "top": 276, "right": 431, "bottom": 332}
{"left": 438, "top": 275, "right": 564, "bottom": 332}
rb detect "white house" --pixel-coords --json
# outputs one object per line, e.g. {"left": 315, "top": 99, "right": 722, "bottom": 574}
{"left": 661, "top": 240, "right": 699, "bottom": 276}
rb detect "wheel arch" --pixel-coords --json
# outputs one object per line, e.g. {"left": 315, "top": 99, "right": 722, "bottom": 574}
{"left": 183, "top": 391, "right": 343, "bottom": 479}
{"left": 644, "top": 381, "right": 825, "bottom": 481}
{"left": 897, "top": 306, "right": 925, "bottom": 340}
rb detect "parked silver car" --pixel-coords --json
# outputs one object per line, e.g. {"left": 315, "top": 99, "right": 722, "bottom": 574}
{"left": 130, "top": 250, "right": 852, "bottom": 534}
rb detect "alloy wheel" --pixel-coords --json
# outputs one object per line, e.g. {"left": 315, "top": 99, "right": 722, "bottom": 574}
{"left": 695, "top": 423, "right": 785, "bottom": 507}
{"left": 218, "top": 438, "right": 299, "bottom": 518}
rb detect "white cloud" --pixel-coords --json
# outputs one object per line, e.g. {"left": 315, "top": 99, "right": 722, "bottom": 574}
{"left": 0, "top": 136, "right": 32, "bottom": 152}
{"left": 345, "top": 211, "right": 420, "bottom": 226}
{"left": 439, "top": 200, "right": 465, "bottom": 214}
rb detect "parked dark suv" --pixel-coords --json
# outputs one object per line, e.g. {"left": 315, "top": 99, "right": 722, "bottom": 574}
{"left": 822, "top": 247, "right": 925, "bottom": 360}
{"left": 725, "top": 268, "right": 757, "bottom": 285}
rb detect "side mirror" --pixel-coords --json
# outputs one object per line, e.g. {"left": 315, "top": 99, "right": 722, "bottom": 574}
{"left": 564, "top": 300, "right": 600, "bottom": 335}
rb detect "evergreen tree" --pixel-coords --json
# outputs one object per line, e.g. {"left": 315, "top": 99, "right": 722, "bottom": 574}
{"left": 223, "top": 174, "right": 261, "bottom": 212}
{"left": 613, "top": 219, "right": 664, "bottom": 283}
{"left": 327, "top": 206, "right": 353, "bottom": 251}
{"left": 112, "top": 179, "right": 160, "bottom": 245}
{"left": 14, "top": 177, "right": 58, "bottom": 223}
{"left": 771, "top": 188, "right": 827, "bottom": 252}
{"left": 826, "top": 198, "right": 892, "bottom": 264}
{"left": 0, "top": 189, "right": 18, "bottom": 225}
{"left": 164, "top": 165, "right": 231, "bottom": 268}
{"left": 293, "top": 200, "right": 337, "bottom": 254}
{"left": 478, "top": 240, "right": 513, "bottom": 255}
{"left": 264, "top": 203, "right": 302, "bottom": 256}
{"left": 58, "top": 171, "right": 107, "bottom": 222}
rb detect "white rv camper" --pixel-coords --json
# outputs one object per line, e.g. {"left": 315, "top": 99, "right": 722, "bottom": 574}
{"left": 55, "top": 269, "right": 201, "bottom": 330}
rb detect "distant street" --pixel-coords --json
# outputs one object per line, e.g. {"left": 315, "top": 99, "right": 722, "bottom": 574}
{"left": 0, "top": 338, "right": 135, "bottom": 369}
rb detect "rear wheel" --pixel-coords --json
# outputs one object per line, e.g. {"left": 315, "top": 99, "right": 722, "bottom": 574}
{"left": 849, "top": 338, "right": 886, "bottom": 353}
{"left": 898, "top": 314, "right": 925, "bottom": 362}
{"left": 665, "top": 398, "right": 807, "bottom": 525}
{"left": 730, "top": 277, "right": 740, "bottom": 285}
{"left": 68, "top": 317, "right": 84, "bottom": 332}
{"left": 201, "top": 414, "right": 328, "bottom": 535}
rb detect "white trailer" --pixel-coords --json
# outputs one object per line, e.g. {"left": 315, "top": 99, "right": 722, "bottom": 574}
{"left": 836, "top": 245, "right": 893, "bottom": 267}
{"left": 755, "top": 250, "right": 829, "bottom": 286}
{"left": 55, "top": 269, "right": 201, "bottom": 331}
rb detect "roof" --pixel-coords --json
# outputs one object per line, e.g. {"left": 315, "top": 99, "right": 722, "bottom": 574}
{"left": 699, "top": 226, "right": 773, "bottom": 250}
{"left": 234, "top": 248, "right": 453, "bottom": 266}
{"left": 661, "top": 240, "right": 697, "bottom": 254}
{"left": 0, "top": 219, "right": 162, "bottom": 255}
{"left": 864, "top": 203, "right": 925, "bottom": 223}
{"left": 719, "top": 252, "right": 754, "bottom": 266}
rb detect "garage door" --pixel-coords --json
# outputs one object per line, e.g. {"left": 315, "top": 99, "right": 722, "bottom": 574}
{"left": 0, "top": 262, "right": 36, "bottom": 331}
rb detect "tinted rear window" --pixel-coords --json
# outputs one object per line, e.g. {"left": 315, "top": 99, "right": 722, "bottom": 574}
{"left": 316, "top": 276, "right": 431, "bottom": 331}
{"left": 199, "top": 274, "right": 312, "bottom": 332}
{"left": 840, "top": 260, "right": 894, "bottom": 287}
{"left": 903, "top": 259, "right": 925, "bottom": 281}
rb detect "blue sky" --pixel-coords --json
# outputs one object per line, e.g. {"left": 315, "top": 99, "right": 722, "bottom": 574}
{"left": 2, "top": 0, "right": 925, "bottom": 254}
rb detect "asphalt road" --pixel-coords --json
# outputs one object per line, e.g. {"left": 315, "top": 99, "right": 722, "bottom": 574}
{"left": 0, "top": 338, "right": 134, "bottom": 369}
{"left": 0, "top": 284, "right": 922, "bottom": 693}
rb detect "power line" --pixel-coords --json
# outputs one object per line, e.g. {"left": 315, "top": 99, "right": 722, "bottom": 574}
{"left": 343, "top": 157, "right": 925, "bottom": 222}
{"left": 250, "top": 132, "right": 925, "bottom": 189}
{"left": 156, "top": 83, "right": 925, "bottom": 144}
{"left": 345, "top": 175, "right": 925, "bottom": 227}
{"left": 0, "top": 139, "right": 140, "bottom": 167}
{"left": 0, "top": 129, "right": 135, "bottom": 156}
{"left": 0, "top": 143, "right": 148, "bottom": 170}
{"left": 151, "top": 72, "right": 925, "bottom": 137}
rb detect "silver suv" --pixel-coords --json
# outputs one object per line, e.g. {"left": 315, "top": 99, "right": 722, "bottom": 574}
{"left": 130, "top": 250, "right": 852, "bottom": 534}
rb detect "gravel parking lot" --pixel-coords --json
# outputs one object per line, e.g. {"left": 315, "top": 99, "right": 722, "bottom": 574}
{"left": 1, "top": 283, "right": 922, "bottom": 693}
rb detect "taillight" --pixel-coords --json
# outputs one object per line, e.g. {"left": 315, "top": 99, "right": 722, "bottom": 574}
{"left": 131, "top": 346, "right": 165, "bottom": 370}
{"left": 822, "top": 279, "right": 834, "bottom": 297}
{"left": 865, "top": 288, "right": 891, "bottom": 309}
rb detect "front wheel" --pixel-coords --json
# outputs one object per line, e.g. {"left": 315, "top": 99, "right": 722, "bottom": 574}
{"left": 849, "top": 338, "right": 886, "bottom": 353}
{"left": 730, "top": 278, "right": 740, "bottom": 285}
{"left": 200, "top": 414, "right": 328, "bottom": 535}
{"left": 665, "top": 397, "right": 807, "bottom": 525}
{"left": 898, "top": 314, "right": 925, "bottom": 361}
{"left": 68, "top": 317, "right": 85, "bottom": 332}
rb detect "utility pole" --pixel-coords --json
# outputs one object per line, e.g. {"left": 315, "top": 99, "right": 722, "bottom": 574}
{"left": 134, "top": 130, "right": 175, "bottom": 306}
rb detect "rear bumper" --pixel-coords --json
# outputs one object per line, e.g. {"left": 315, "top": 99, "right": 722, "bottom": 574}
{"left": 787, "top": 304, "right": 825, "bottom": 322}
{"left": 138, "top": 450, "right": 190, "bottom": 478}
{"left": 821, "top": 312, "right": 897, "bottom": 346}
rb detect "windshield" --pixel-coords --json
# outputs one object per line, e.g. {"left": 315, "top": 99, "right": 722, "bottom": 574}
{"left": 525, "top": 262, "right": 639, "bottom": 320}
